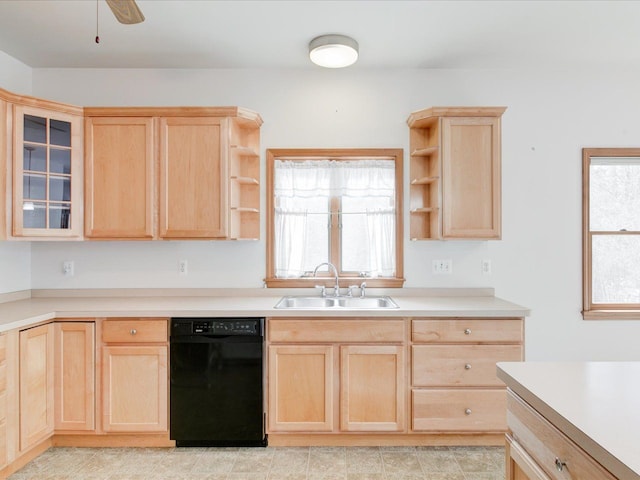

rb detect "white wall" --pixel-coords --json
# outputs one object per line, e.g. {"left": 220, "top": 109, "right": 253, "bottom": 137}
{"left": 20, "top": 66, "right": 640, "bottom": 361}
{"left": 0, "top": 51, "right": 32, "bottom": 294}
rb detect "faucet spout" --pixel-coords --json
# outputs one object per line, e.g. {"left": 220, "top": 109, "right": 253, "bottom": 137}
{"left": 313, "top": 262, "right": 340, "bottom": 296}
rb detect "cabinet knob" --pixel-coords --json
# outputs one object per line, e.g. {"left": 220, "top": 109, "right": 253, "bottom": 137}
{"left": 464, "top": 328, "right": 472, "bottom": 335}
{"left": 555, "top": 458, "right": 566, "bottom": 472}
{"left": 464, "top": 363, "right": 472, "bottom": 370}
{"left": 465, "top": 408, "right": 472, "bottom": 415}
{"left": 130, "top": 329, "right": 137, "bottom": 335}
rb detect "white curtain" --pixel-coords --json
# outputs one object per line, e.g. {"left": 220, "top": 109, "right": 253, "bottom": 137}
{"left": 274, "top": 159, "right": 396, "bottom": 278}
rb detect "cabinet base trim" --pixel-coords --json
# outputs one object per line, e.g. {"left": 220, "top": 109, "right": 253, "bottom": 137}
{"left": 52, "top": 434, "right": 174, "bottom": 448}
{"left": 0, "top": 437, "right": 52, "bottom": 479}
{"left": 268, "top": 433, "right": 504, "bottom": 447}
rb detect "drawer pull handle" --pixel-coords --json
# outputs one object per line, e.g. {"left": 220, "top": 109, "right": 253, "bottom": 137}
{"left": 555, "top": 458, "right": 566, "bottom": 472}
{"left": 464, "top": 363, "right": 472, "bottom": 370}
{"left": 464, "top": 328, "right": 472, "bottom": 335}
{"left": 130, "top": 329, "right": 137, "bottom": 335}
{"left": 464, "top": 408, "right": 472, "bottom": 415}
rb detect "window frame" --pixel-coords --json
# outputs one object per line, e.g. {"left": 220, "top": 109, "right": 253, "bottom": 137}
{"left": 583, "top": 147, "right": 640, "bottom": 319}
{"left": 266, "top": 148, "right": 405, "bottom": 288}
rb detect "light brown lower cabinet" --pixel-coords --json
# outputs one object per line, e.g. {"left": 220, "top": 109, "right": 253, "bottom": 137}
{"left": 506, "top": 391, "right": 617, "bottom": 480}
{"left": 101, "top": 317, "right": 168, "bottom": 433}
{"left": 268, "top": 345, "right": 334, "bottom": 432}
{"left": 54, "top": 322, "right": 95, "bottom": 432}
{"left": 19, "top": 324, "right": 54, "bottom": 452}
{"left": 340, "top": 345, "right": 404, "bottom": 432}
{"left": 0, "top": 333, "right": 8, "bottom": 469}
{"left": 267, "top": 318, "right": 406, "bottom": 435}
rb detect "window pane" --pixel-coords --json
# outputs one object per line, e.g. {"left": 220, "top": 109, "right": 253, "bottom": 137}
{"left": 49, "top": 176, "right": 71, "bottom": 202}
{"left": 24, "top": 115, "right": 46, "bottom": 143}
{"left": 23, "top": 173, "right": 46, "bottom": 200}
{"left": 23, "top": 145, "right": 46, "bottom": 172}
{"left": 342, "top": 196, "right": 395, "bottom": 276}
{"left": 590, "top": 159, "right": 640, "bottom": 231}
{"left": 49, "top": 204, "right": 71, "bottom": 229}
{"left": 592, "top": 234, "right": 640, "bottom": 304}
{"left": 50, "top": 119, "right": 71, "bottom": 147}
{"left": 23, "top": 202, "right": 47, "bottom": 228}
{"left": 50, "top": 148, "right": 71, "bottom": 174}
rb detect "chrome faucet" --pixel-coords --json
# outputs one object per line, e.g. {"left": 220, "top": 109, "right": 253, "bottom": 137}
{"left": 313, "top": 262, "right": 340, "bottom": 297}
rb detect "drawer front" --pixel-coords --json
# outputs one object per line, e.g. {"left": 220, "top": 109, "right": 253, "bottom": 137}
{"left": 102, "top": 318, "right": 168, "bottom": 343}
{"left": 412, "top": 388, "right": 507, "bottom": 432}
{"left": 507, "top": 391, "right": 616, "bottom": 480}
{"left": 412, "top": 344, "right": 523, "bottom": 387}
{"left": 268, "top": 318, "right": 405, "bottom": 343}
{"left": 412, "top": 318, "right": 523, "bottom": 343}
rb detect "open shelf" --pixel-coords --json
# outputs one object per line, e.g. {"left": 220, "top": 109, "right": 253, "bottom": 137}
{"left": 411, "top": 146, "right": 439, "bottom": 157}
{"left": 411, "top": 176, "right": 439, "bottom": 185}
{"left": 228, "top": 117, "right": 261, "bottom": 240}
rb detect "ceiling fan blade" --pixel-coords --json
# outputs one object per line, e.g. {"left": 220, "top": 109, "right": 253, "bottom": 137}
{"left": 105, "top": 0, "right": 145, "bottom": 24}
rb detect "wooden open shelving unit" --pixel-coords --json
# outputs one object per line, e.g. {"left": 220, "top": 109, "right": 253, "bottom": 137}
{"left": 229, "top": 116, "right": 261, "bottom": 240}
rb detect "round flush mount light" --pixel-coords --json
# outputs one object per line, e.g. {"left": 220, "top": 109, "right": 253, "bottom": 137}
{"left": 309, "top": 34, "right": 359, "bottom": 68}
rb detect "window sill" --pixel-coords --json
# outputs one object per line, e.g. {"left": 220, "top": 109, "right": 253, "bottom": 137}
{"left": 265, "top": 277, "right": 406, "bottom": 289}
{"left": 583, "top": 310, "right": 640, "bottom": 320}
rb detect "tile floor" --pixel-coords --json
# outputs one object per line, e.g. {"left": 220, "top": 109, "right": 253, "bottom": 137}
{"left": 8, "top": 445, "right": 506, "bottom": 480}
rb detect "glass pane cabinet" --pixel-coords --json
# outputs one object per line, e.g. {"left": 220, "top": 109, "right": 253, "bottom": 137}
{"left": 13, "top": 106, "right": 82, "bottom": 238}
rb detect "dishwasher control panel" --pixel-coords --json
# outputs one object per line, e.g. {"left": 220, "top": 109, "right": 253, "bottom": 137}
{"left": 171, "top": 318, "right": 263, "bottom": 336}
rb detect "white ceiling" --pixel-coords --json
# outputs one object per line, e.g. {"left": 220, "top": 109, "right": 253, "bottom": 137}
{"left": 0, "top": 0, "right": 639, "bottom": 70}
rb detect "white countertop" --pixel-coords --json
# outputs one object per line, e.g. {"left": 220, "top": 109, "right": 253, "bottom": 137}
{"left": 497, "top": 361, "right": 640, "bottom": 480}
{"left": 0, "top": 288, "right": 530, "bottom": 333}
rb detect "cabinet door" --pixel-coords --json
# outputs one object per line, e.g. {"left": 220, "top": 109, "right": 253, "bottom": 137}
{"left": 159, "top": 117, "right": 228, "bottom": 238}
{"left": 340, "top": 345, "right": 405, "bottom": 432}
{"left": 268, "top": 345, "right": 334, "bottom": 432}
{"left": 84, "top": 117, "right": 155, "bottom": 238}
{"left": 506, "top": 435, "right": 552, "bottom": 480}
{"left": 54, "top": 322, "right": 95, "bottom": 431}
{"left": 19, "top": 323, "right": 54, "bottom": 452}
{"left": 102, "top": 345, "right": 168, "bottom": 432}
{"left": 441, "top": 116, "right": 501, "bottom": 238}
{"left": 13, "top": 106, "right": 83, "bottom": 238}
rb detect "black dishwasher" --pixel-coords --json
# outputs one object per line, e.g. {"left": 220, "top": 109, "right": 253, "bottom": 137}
{"left": 170, "top": 317, "right": 266, "bottom": 447}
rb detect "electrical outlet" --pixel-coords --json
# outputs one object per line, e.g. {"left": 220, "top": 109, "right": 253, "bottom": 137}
{"left": 481, "top": 259, "right": 492, "bottom": 275}
{"left": 62, "top": 260, "right": 74, "bottom": 277}
{"left": 432, "top": 259, "right": 452, "bottom": 274}
{"left": 179, "top": 260, "right": 188, "bottom": 276}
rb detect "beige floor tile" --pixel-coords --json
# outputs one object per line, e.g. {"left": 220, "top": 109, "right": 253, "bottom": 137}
{"left": 7, "top": 445, "right": 508, "bottom": 480}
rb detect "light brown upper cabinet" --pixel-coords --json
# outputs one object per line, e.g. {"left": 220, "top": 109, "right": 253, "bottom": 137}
{"left": 12, "top": 104, "right": 83, "bottom": 238}
{"left": 159, "top": 117, "right": 227, "bottom": 239}
{"left": 83, "top": 107, "right": 262, "bottom": 240}
{"left": 407, "top": 107, "right": 505, "bottom": 240}
{"left": 84, "top": 116, "right": 155, "bottom": 239}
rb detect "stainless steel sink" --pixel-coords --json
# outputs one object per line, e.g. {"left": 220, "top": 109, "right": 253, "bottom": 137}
{"left": 274, "top": 295, "right": 398, "bottom": 309}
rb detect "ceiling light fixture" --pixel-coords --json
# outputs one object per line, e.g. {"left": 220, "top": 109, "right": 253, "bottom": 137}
{"left": 309, "top": 34, "right": 359, "bottom": 68}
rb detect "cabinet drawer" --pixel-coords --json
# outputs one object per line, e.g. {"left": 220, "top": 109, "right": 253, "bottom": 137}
{"left": 507, "top": 391, "right": 616, "bottom": 480}
{"left": 102, "top": 318, "right": 168, "bottom": 343}
{"left": 412, "top": 344, "right": 522, "bottom": 387}
{"left": 268, "top": 318, "right": 405, "bottom": 343}
{"left": 412, "top": 318, "right": 522, "bottom": 343}
{"left": 412, "top": 388, "right": 507, "bottom": 432}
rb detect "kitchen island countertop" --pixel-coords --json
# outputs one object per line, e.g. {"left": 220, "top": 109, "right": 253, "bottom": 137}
{"left": 497, "top": 361, "right": 640, "bottom": 480}
{"left": 0, "top": 288, "right": 529, "bottom": 333}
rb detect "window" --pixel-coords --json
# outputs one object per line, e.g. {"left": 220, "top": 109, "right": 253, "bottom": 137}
{"left": 583, "top": 148, "right": 640, "bottom": 319}
{"left": 266, "top": 149, "right": 404, "bottom": 288}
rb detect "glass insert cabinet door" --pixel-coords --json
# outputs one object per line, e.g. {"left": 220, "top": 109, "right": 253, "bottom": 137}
{"left": 12, "top": 105, "right": 82, "bottom": 237}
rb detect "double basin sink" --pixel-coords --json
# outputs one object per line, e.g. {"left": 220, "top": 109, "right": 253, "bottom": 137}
{"left": 275, "top": 295, "right": 399, "bottom": 309}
